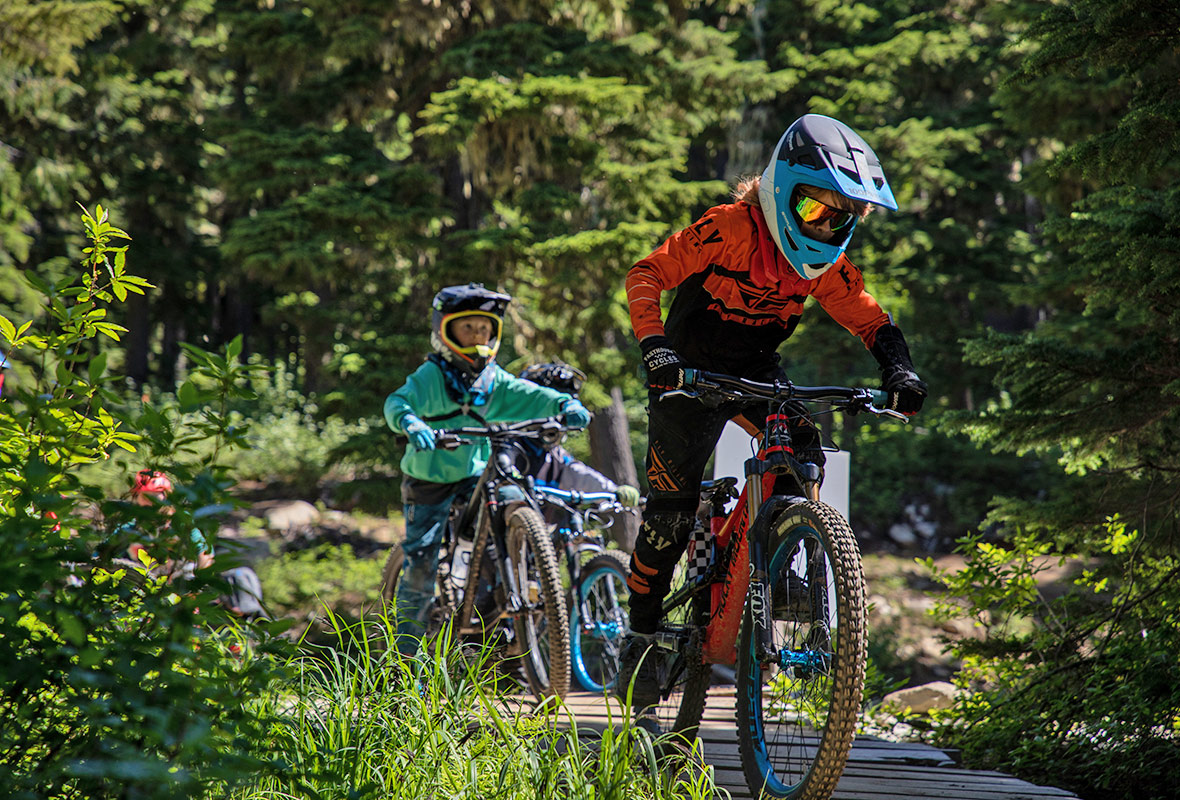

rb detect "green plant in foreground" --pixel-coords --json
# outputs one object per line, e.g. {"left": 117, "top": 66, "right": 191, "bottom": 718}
{"left": 235, "top": 609, "right": 723, "bottom": 800}
{"left": 0, "top": 206, "right": 292, "bottom": 798}
{"left": 926, "top": 519, "right": 1180, "bottom": 800}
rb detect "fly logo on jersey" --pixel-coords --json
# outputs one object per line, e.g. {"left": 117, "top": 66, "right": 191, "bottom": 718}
{"left": 702, "top": 265, "right": 809, "bottom": 327}
{"left": 686, "top": 217, "right": 725, "bottom": 253}
{"left": 732, "top": 280, "right": 802, "bottom": 313}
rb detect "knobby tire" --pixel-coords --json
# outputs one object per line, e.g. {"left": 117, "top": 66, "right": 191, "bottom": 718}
{"left": 505, "top": 506, "right": 570, "bottom": 699}
{"left": 736, "top": 500, "right": 867, "bottom": 800}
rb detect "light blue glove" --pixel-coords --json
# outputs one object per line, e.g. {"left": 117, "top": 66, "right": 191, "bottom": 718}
{"left": 561, "top": 400, "right": 592, "bottom": 429}
{"left": 401, "top": 414, "right": 436, "bottom": 451}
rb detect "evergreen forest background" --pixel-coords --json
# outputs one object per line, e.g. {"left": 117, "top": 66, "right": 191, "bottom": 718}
{"left": 1, "top": 1, "right": 1178, "bottom": 798}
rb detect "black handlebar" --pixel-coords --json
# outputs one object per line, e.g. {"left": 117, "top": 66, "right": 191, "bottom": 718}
{"left": 667, "top": 370, "right": 904, "bottom": 420}
{"left": 433, "top": 415, "right": 585, "bottom": 450}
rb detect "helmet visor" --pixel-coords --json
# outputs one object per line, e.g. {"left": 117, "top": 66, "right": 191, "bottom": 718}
{"left": 440, "top": 310, "right": 503, "bottom": 362}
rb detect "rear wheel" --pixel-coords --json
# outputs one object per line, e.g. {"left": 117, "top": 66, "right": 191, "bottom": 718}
{"left": 570, "top": 550, "right": 630, "bottom": 693}
{"left": 651, "top": 549, "right": 712, "bottom": 744}
{"left": 379, "top": 545, "right": 405, "bottom": 608}
{"left": 735, "top": 501, "right": 867, "bottom": 800}
{"left": 505, "top": 506, "right": 570, "bottom": 699}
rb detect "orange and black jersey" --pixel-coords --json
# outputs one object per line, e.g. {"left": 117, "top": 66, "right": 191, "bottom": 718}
{"left": 625, "top": 202, "right": 891, "bottom": 375}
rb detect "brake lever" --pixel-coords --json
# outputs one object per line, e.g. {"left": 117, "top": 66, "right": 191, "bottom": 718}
{"left": 870, "top": 406, "right": 910, "bottom": 423}
{"left": 658, "top": 389, "right": 701, "bottom": 401}
{"left": 436, "top": 434, "right": 473, "bottom": 450}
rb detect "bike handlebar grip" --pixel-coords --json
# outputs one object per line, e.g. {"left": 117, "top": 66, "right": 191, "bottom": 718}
{"left": 870, "top": 389, "right": 888, "bottom": 407}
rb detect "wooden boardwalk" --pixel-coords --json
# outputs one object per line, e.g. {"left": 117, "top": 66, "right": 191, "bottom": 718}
{"left": 547, "top": 687, "right": 1080, "bottom": 800}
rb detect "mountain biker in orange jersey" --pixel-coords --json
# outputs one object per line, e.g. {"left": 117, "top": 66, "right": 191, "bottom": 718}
{"left": 616, "top": 114, "right": 927, "bottom": 712}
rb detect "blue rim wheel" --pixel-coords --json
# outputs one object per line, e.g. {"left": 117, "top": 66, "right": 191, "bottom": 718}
{"left": 570, "top": 551, "right": 630, "bottom": 692}
{"left": 736, "top": 501, "right": 866, "bottom": 799}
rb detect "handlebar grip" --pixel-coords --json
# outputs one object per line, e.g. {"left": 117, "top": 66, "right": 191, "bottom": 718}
{"left": 870, "top": 389, "right": 889, "bottom": 407}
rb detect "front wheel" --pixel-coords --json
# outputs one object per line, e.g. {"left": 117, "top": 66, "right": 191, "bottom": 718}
{"left": 505, "top": 506, "right": 571, "bottom": 699}
{"left": 379, "top": 544, "right": 456, "bottom": 651}
{"left": 570, "top": 550, "right": 630, "bottom": 693}
{"left": 736, "top": 501, "right": 867, "bottom": 800}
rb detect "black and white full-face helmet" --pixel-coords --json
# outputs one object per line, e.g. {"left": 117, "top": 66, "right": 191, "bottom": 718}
{"left": 758, "top": 114, "right": 898, "bottom": 279}
{"left": 518, "top": 362, "right": 586, "bottom": 396}
{"left": 430, "top": 283, "right": 511, "bottom": 377}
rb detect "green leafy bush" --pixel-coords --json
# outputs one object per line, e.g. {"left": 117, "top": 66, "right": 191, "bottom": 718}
{"left": 255, "top": 543, "right": 385, "bottom": 619}
{"left": 0, "top": 207, "right": 290, "bottom": 798}
{"left": 228, "top": 359, "right": 374, "bottom": 492}
{"left": 928, "top": 519, "right": 1180, "bottom": 799}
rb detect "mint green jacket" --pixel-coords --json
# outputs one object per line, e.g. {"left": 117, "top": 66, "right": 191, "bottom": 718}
{"left": 384, "top": 361, "right": 572, "bottom": 484}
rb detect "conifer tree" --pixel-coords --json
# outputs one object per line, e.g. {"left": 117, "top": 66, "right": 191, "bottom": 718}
{"left": 941, "top": 2, "right": 1180, "bottom": 795}
{"left": 0, "top": 0, "right": 117, "bottom": 309}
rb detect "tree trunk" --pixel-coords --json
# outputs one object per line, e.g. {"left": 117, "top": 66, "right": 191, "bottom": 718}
{"left": 588, "top": 386, "right": 641, "bottom": 551}
{"left": 123, "top": 292, "right": 150, "bottom": 388}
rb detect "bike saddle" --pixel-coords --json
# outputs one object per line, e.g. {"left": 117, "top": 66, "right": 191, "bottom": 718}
{"left": 699, "top": 476, "right": 740, "bottom": 501}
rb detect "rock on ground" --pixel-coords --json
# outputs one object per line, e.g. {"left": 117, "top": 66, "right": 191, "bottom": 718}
{"left": 883, "top": 681, "right": 959, "bottom": 713}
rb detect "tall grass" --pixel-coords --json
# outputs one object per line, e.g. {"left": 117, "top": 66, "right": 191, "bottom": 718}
{"left": 232, "top": 610, "right": 722, "bottom": 800}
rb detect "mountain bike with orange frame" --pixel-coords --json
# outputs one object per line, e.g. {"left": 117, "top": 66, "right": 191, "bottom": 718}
{"left": 642, "top": 370, "right": 906, "bottom": 800}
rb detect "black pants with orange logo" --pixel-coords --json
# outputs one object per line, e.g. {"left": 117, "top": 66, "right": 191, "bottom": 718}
{"left": 627, "top": 391, "right": 823, "bottom": 634}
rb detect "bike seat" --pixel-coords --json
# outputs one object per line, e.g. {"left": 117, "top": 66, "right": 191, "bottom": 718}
{"left": 699, "top": 476, "right": 739, "bottom": 501}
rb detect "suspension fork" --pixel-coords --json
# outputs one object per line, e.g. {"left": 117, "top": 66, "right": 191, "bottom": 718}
{"left": 480, "top": 484, "right": 530, "bottom": 615}
{"left": 563, "top": 515, "right": 610, "bottom": 629}
{"left": 745, "top": 494, "right": 795, "bottom": 664}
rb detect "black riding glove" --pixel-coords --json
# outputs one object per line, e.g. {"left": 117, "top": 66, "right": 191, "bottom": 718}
{"left": 641, "top": 335, "right": 691, "bottom": 391}
{"left": 869, "top": 324, "right": 927, "bottom": 415}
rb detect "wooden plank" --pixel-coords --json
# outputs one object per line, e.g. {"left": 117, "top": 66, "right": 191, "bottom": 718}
{"left": 512, "top": 691, "right": 1080, "bottom": 800}
{"left": 695, "top": 741, "right": 953, "bottom": 767}
{"left": 706, "top": 764, "right": 1076, "bottom": 800}
{"left": 700, "top": 756, "right": 1075, "bottom": 796}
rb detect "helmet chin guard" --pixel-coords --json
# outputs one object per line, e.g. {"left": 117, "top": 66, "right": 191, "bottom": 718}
{"left": 759, "top": 114, "right": 897, "bottom": 280}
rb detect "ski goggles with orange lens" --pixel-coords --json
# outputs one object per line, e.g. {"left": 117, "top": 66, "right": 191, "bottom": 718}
{"left": 793, "top": 192, "right": 857, "bottom": 232}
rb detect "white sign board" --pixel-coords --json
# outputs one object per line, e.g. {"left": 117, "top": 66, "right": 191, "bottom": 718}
{"left": 711, "top": 421, "right": 850, "bottom": 522}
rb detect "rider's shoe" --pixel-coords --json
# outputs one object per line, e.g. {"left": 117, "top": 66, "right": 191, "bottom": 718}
{"left": 772, "top": 572, "right": 812, "bottom": 621}
{"left": 614, "top": 634, "right": 661, "bottom": 711}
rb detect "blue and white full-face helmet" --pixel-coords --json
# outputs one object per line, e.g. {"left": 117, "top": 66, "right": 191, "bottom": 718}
{"left": 758, "top": 114, "right": 897, "bottom": 280}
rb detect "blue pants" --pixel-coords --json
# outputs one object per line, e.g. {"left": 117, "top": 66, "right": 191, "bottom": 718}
{"left": 397, "top": 490, "right": 463, "bottom": 653}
